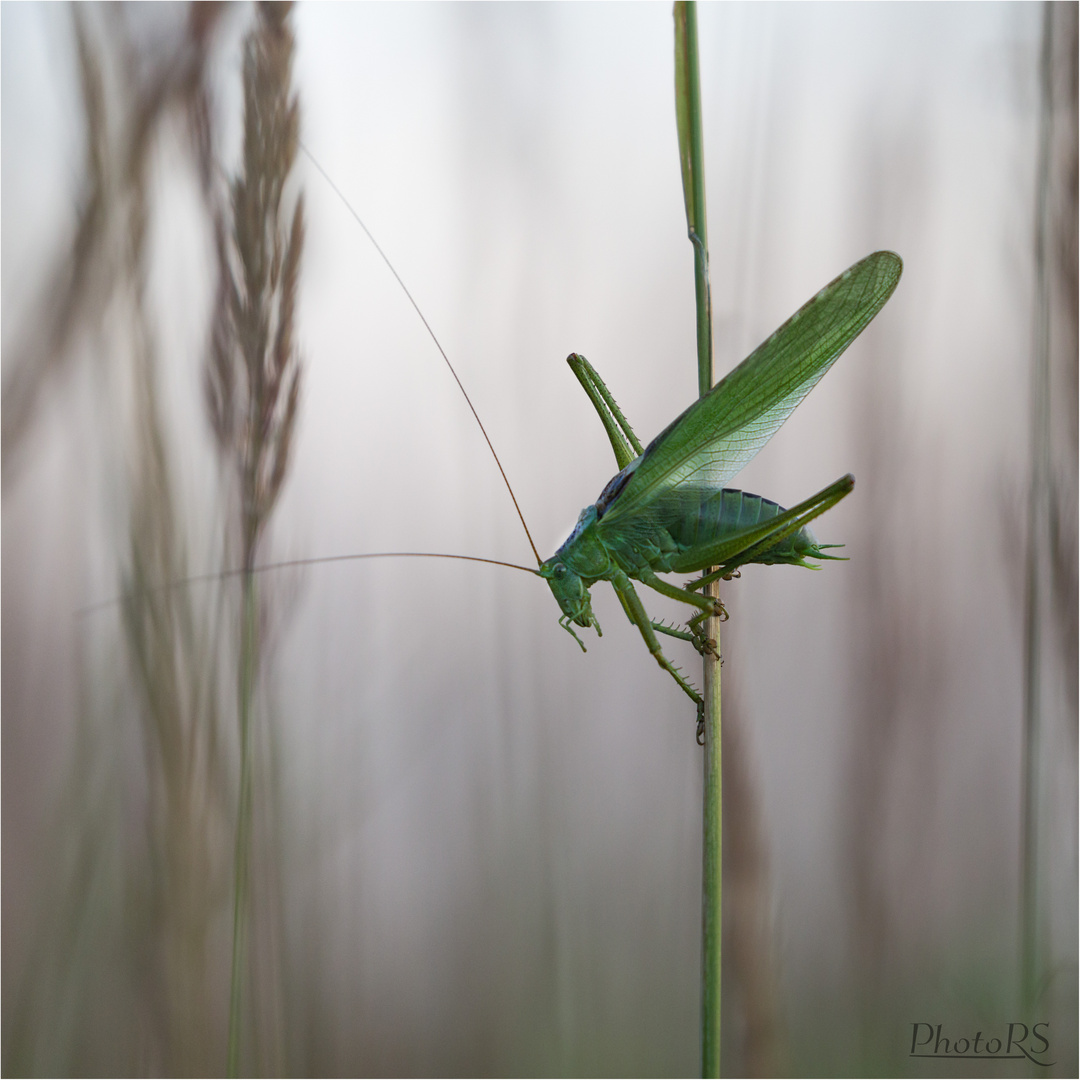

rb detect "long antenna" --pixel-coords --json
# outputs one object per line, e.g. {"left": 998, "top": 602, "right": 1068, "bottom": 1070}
{"left": 302, "top": 144, "right": 543, "bottom": 567}
{"left": 77, "top": 551, "right": 540, "bottom": 618}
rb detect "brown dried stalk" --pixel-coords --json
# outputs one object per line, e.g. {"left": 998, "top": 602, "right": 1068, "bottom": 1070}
{"left": 207, "top": 5, "right": 304, "bottom": 1073}
{"left": 207, "top": 1, "right": 304, "bottom": 574}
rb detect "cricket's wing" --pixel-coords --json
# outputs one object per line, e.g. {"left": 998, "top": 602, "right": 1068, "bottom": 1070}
{"left": 597, "top": 251, "right": 901, "bottom": 531}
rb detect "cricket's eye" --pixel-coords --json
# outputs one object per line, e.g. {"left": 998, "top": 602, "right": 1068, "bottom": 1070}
{"left": 553, "top": 563, "right": 567, "bottom": 580}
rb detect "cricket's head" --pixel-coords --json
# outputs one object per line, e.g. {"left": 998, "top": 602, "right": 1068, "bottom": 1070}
{"left": 539, "top": 556, "right": 601, "bottom": 650}
{"left": 539, "top": 503, "right": 611, "bottom": 649}
{"left": 540, "top": 557, "right": 591, "bottom": 624}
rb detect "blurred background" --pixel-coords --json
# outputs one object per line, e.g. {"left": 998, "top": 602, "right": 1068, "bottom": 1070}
{"left": 3, "top": 3, "right": 1076, "bottom": 1075}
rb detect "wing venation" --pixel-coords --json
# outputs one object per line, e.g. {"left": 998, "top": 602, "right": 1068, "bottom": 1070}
{"left": 597, "top": 250, "right": 901, "bottom": 532}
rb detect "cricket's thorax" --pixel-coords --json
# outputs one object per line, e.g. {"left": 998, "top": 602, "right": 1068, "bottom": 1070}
{"left": 540, "top": 504, "right": 614, "bottom": 633}
{"left": 553, "top": 505, "right": 612, "bottom": 579}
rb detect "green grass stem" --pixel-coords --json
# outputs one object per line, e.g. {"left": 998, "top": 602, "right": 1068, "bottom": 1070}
{"left": 674, "top": 4, "right": 722, "bottom": 1074}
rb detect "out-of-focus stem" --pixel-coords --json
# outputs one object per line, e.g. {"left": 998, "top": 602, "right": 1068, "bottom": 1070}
{"left": 1020, "top": 0, "right": 1053, "bottom": 1017}
{"left": 227, "top": 573, "right": 258, "bottom": 1076}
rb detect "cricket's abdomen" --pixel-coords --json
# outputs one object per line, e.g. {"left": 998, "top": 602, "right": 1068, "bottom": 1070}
{"left": 664, "top": 487, "right": 824, "bottom": 571}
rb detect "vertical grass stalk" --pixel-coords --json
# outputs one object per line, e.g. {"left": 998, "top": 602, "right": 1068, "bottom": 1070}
{"left": 1020, "top": 0, "right": 1054, "bottom": 1016}
{"left": 228, "top": 578, "right": 259, "bottom": 1074}
{"left": 674, "top": 4, "right": 721, "bottom": 1074}
{"left": 209, "top": 5, "right": 304, "bottom": 1071}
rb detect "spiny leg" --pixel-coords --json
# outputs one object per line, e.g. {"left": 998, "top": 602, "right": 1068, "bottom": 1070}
{"left": 611, "top": 569, "right": 703, "bottom": 726}
{"left": 655, "top": 616, "right": 716, "bottom": 658}
{"left": 566, "top": 353, "right": 644, "bottom": 469}
{"left": 687, "top": 591, "right": 728, "bottom": 651}
{"left": 635, "top": 567, "right": 723, "bottom": 657}
{"left": 688, "top": 619, "right": 721, "bottom": 658}
{"left": 612, "top": 585, "right": 698, "bottom": 645}
{"left": 652, "top": 620, "right": 698, "bottom": 644}
{"left": 636, "top": 566, "right": 722, "bottom": 616}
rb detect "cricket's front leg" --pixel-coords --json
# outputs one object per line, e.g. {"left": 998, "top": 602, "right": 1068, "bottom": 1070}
{"left": 611, "top": 570, "right": 703, "bottom": 720}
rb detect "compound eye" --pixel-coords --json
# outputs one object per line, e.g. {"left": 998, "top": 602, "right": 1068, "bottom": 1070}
{"left": 553, "top": 563, "right": 567, "bottom": 580}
